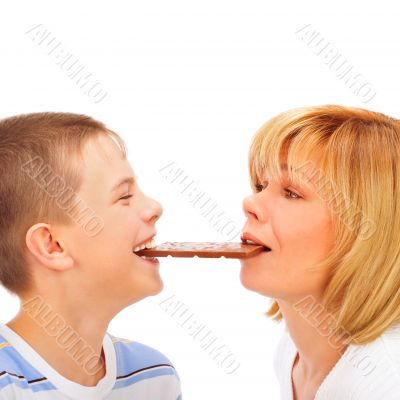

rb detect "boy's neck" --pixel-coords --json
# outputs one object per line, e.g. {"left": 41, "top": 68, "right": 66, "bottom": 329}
{"left": 6, "top": 305, "right": 109, "bottom": 386}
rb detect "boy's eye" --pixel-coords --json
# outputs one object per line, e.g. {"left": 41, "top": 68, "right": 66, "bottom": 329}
{"left": 119, "top": 194, "right": 133, "bottom": 200}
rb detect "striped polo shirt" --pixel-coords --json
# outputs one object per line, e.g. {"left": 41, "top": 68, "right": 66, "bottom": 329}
{"left": 0, "top": 323, "right": 182, "bottom": 399}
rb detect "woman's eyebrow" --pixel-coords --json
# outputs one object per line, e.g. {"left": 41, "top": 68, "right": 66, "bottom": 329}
{"left": 110, "top": 176, "right": 136, "bottom": 192}
{"left": 263, "top": 169, "right": 314, "bottom": 192}
{"left": 281, "top": 164, "right": 317, "bottom": 189}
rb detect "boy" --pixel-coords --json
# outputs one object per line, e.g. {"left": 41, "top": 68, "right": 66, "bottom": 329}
{"left": 0, "top": 112, "right": 182, "bottom": 399}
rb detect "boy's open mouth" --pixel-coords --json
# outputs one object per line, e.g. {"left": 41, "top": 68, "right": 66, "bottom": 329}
{"left": 133, "top": 237, "right": 157, "bottom": 260}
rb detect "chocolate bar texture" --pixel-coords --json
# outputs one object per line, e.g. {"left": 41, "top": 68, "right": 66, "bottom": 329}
{"left": 135, "top": 242, "right": 265, "bottom": 259}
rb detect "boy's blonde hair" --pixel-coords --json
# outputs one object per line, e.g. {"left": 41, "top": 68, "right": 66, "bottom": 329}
{"left": 248, "top": 105, "right": 400, "bottom": 345}
{"left": 0, "top": 112, "right": 126, "bottom": 295}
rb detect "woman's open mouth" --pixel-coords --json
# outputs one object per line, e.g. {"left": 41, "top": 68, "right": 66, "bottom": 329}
{"left": 243, "top": 239, "right": 271, "bottom": 252}
{"left": 241, "top": 232, "right": 272, "bottom": 253}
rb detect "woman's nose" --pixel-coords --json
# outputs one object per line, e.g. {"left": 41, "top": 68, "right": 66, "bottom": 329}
{"left": 242, "top": 195, "right": 260, "bottom": 222}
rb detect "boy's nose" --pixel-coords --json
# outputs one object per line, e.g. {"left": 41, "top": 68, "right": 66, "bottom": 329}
{"left": 145, "top": 197, "right": 163, "bottom": 224}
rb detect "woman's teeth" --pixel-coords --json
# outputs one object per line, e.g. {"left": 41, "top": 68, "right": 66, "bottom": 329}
{"left": 133, "top": 239, "right": 156, "bottom": 253}
{"left": 245, "top": 239, "right": 271, "bottom": 251}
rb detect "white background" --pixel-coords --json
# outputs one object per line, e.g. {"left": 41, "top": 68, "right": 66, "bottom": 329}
{"left": 1, "top": 1, "right": 399, "bottom": 399}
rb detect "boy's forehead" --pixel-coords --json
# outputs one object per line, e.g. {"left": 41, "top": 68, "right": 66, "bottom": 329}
{"left": 80, "top": 134, "right": 134, "bottom": 189}
{"left": 84, "top": 133, "right": 124, "bottom": 163}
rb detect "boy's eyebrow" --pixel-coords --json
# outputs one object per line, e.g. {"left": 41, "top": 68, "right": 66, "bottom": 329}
{"left": 111, "top": 176, "right": 136, "bottom": 192}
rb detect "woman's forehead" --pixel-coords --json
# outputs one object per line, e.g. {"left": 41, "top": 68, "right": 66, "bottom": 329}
{"left": 261, "top": 160, "right": 321, "bottom": 191}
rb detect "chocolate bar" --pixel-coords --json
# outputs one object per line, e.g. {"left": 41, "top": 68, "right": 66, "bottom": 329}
{"left": 134, "top": 242, "right": 265, "bottom": 259}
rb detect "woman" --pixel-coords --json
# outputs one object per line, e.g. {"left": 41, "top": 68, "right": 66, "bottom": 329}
{"left": 240, "top": 105, "right": 400, "bottom": 399}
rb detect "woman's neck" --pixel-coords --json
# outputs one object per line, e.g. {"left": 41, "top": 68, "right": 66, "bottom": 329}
{"left": 277, "top": 296, "right": 348, "bottom": 386}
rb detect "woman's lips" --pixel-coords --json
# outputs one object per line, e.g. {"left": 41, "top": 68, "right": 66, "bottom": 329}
{"left": 241, "top": 232, "right": 272, "bottom": 251}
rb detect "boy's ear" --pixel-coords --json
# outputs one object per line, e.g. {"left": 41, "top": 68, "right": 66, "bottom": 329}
{"left": 25, "top": 223, "right": 74, "bottom": 271}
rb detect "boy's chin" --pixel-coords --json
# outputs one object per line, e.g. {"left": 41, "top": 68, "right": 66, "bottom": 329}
{"left": 130, "top": 279, "right": 164, "bottom": 301}
{"left": 147, "top": 279, "right": 164, "bottom": 296}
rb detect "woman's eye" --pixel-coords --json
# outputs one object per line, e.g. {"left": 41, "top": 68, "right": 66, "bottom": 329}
{"left": 255, "top": 183, "right": 301, "bottom": 200}
{"left": 119, "top": 194, "right": 133, "bottom": 200}
{"left": 284, "top": 189, "right": 301, "bottom": 200}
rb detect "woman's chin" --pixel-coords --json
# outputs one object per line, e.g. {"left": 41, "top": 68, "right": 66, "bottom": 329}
{"left": 240, "top": 267, "right": 264, "bottom": 293}
{"left": 240, "top": 265, "right": 281, "bottom": 298}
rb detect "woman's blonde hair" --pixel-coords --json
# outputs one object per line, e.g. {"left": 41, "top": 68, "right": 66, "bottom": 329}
{"left": 248, "top": 105, "right": 400, "bottom": 345}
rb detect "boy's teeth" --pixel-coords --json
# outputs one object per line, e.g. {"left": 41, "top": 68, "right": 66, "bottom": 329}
{"left": 145, "top": 240, "right": 155, "bottom": 249}
{"left": 133, "top": 239, "right": 157, "bottom": 253}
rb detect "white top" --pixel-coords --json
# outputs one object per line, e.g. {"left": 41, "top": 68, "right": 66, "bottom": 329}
{"left": 0, "top": 323, "right": 182, "bottom": 400}
{"left": 273, "top": 323, "right": 400, "bottom": 399}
